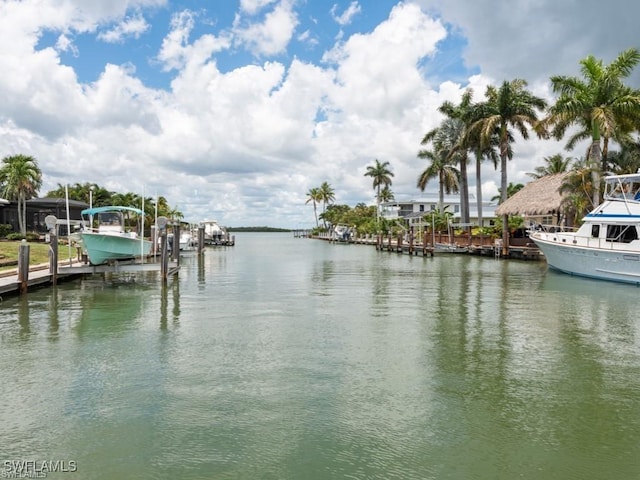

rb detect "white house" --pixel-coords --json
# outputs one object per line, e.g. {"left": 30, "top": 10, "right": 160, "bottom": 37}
{"left": 380, "top": 194, "right": 498, "bottom": 230}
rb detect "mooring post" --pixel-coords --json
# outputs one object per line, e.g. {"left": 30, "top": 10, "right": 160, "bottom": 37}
{"left": 17, "top": 240, "right": 30, "bottom": 294}
{"left": 160, "top": 231, "right": 168, "bottom": 281}
{"left": 409, "top": 230, "right": 414, "bottom": 255}
{"left": 49, "top": 231, "right": 58, "bottom": 285}
{"left": 197, "top": 225, "right": 205, "bottom": 254}
{"left": 151, "top": 225, "right": 158, "bottom": 256}
{"left": 44, "top": 215, "right": 59, "bottom": 285}
{"left": 171, "top": 223, "right": 180, "bottom": 262}
{"left": 156, "top": 216, "right": 169, "bottom": 282}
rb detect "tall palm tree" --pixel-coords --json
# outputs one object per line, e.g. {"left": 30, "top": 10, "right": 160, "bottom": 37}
{"left": 527, "top": 154, "right": 573, "bottom": 179}
{"left": 471, "top": 79, "right": 547, "bottom": 254}
{"left": 546, "top": 48, "right": 640, "bottom": 206}
{"left": 305, "top": 187, "right": 322, "bottom": 227}
{"left": 458, "top": 91, "right": 501, "bottom": 231}
{"left": 364, "top": 159, "right": 394, "bottom": 219}
{"left": 438, "top": 90, "right": 475, "bottom": 225}
{"left": 319, "top": 181, "right": 335, "bottom": 227}
{"left": 0, "top": 154, "right": 43, "bottom": 235}
{"left": 417, "top": 121, "right": 461, "bottom": 211}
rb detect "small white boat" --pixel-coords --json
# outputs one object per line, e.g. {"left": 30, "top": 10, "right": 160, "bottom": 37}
{"left": 333, "top": 224, "right": 353, "bottom": 242}
{"left": 201, "top": 220, "right": 229, "bottom": 245}
{"left": 530, "top": 173, "right": 640, "bottom": 284}
{"left": 179, "top": 229, "right": 197, "bottom": 251}
{"left": 79, "top": 206, "right": 152, "bottom": 265}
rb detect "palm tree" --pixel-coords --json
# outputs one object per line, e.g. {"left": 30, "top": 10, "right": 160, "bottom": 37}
{"left": 559, "top": 157, "right": 595, "bottom": 226}
{"left": 527, "top": 154, "right": 574, "bottom": 179}
{"left": 305, "top": 187, "right": 322, "bottom": 227}
{"left": 471, "top": 79, "right": 547, "bottom": 254}
{"left": 364, "top": 159, "right": 394, "bottom": 219}
{"left": 0, "top": 154, "right": 43, "bottom": 235}
{"left": 319, "top": 181, "right": 335, "bottom": 228}
{"left": 457, "top": 90, "right": 501, "bottom": 232}
{"left": 378, "top": 186, "right": 394, "bottom": 203}
{"left": 47, "top": 182, "right": 115, "bottom": 208}
{"left": 166, "top": 206, "right": 184, "bottom": 222}
{"left": 491, "top": 182, "right": 524, "bottom": 203}
{"left": 438, "top": 90, "right": 475, "bottom": 225}
{"left": 546, "top": 48, "right": 640, "bottom": 205}
{"left": 417, "top": 120, "right": 461, "bottom": 211}
{"left": 607, "top": 140, "right": 640, "bottom": 175}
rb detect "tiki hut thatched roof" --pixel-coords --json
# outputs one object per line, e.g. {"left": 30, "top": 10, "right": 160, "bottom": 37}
{"left": 495, "top": 173, "right": 568, "bottom": 216}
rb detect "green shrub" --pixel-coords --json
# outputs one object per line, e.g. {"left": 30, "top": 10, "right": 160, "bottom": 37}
{"left": 0, "top": 224, "right": 12, "bottom": 238}
{"left": 6, "top": 232, "right": 42, "bottom": 242}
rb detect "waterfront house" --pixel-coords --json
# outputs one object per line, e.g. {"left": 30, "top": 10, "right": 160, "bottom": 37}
{"left": 380, "top": 194, "right": 498, "bottom": 231}
{"left": 0, "top": 197, "right": 88, "bottom": 236}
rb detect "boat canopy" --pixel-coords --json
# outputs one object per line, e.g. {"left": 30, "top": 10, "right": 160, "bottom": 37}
{"left": 81, "top": 206, "right": 145, "bottom": 216}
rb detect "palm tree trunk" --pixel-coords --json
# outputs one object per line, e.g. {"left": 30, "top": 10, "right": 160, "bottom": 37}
{"left": 500, "top": 143, "right": 509, "bottom": 256}
{"left": 438, "top": 172, "right": 444, "bottom": 212}
{"left": 589, "top": 138, "right": 602, "bottom": 207}
{"left": 475, "top": 152, "right": 483, "bottom": 230}
{"left": 18, "top": 193, "right": 26, "bottom": 235}
{"left": 460, "top": 153, "right": 469, "bottom": 225}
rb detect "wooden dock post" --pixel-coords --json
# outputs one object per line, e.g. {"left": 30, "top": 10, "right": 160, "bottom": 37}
{"left": 17, "top": 240, "right": 30, "bottom": 294}
{"left": 197, "top": 224, "right": 205, "bottom": 254}
{"left": 45, "top": 215, "right": 59, "bottom": 286}
{"left": 171, "top": 223, "right": 180, "bottom": 264}
{"left": 156, "top": 216, "right": 169, "bottom": 282}
{"left": 49, "top": 231, "right": 58, "bottom": 286}
{"left": 408, "top": 230, "right": 414, "bottom": 255}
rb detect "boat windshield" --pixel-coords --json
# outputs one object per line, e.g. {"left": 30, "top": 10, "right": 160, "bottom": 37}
{"left": 98, "top": 212, "right": 123, "bottom": 226}
{"left": 604, "top": 177, "right": 640, "bottom": 201}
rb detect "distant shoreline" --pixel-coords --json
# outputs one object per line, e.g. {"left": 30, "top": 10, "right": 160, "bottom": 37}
{"left": 227, "top": 227, "right": 291, "bottom": 233}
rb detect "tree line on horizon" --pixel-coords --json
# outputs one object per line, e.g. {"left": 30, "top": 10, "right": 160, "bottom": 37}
{"left": 305, "top": 48, "right": 640, "bottom": 249}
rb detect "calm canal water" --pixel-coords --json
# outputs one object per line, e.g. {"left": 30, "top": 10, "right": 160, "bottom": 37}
{"left": 1, "top": 232, "right": 639, "bottom": 479}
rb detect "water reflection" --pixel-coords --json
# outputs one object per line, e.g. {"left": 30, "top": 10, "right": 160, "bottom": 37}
{"left": 1, "top": 235, "right": 640, "bottom": 479}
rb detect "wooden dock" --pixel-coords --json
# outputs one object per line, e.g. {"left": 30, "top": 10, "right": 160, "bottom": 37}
{"left": 309, "top": 231, "right": 542, "bottom": 261}
{"left": 0, "top": 257, "right": 180, "bottom": 297}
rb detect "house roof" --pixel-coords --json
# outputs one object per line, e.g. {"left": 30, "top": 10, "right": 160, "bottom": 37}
{"left": 495, "top": 173, "right": 568, "bottom": 216}
{"left": 26, "top": 197, "right": 89, "bottom": 208}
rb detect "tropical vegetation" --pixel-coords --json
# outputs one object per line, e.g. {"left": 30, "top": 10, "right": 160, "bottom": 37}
{"left": 0, "top": 154, "right": 43, "bottom": 235}
{"left": 545, "top": 47, "right": 640, "bottom": 206}
{"left": 364, "top": 159, "right": 394, "bottom": 219}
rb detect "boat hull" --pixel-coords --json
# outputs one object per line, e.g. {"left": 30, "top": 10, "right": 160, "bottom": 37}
{"left": 531, "top": 233, "right": 640, "bottom": 284}
{"left": 80, "top": 232, "right": 152, "bottom": 265}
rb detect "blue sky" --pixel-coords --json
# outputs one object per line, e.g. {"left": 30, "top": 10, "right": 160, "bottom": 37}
{"left": 1, "top": 0, "right": 638, "bottom": 228}
{"left": 39, "top": 1, "right": 476, "bottom": 88}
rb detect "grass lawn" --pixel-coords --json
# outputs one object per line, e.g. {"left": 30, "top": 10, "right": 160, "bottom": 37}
{"left": 0, "top": 240, "right": 76, "bottom": 272}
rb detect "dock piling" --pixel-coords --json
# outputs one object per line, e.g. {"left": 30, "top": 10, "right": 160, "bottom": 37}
{"left": 17, "top": 240, "right": 30, "bottom": 294}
